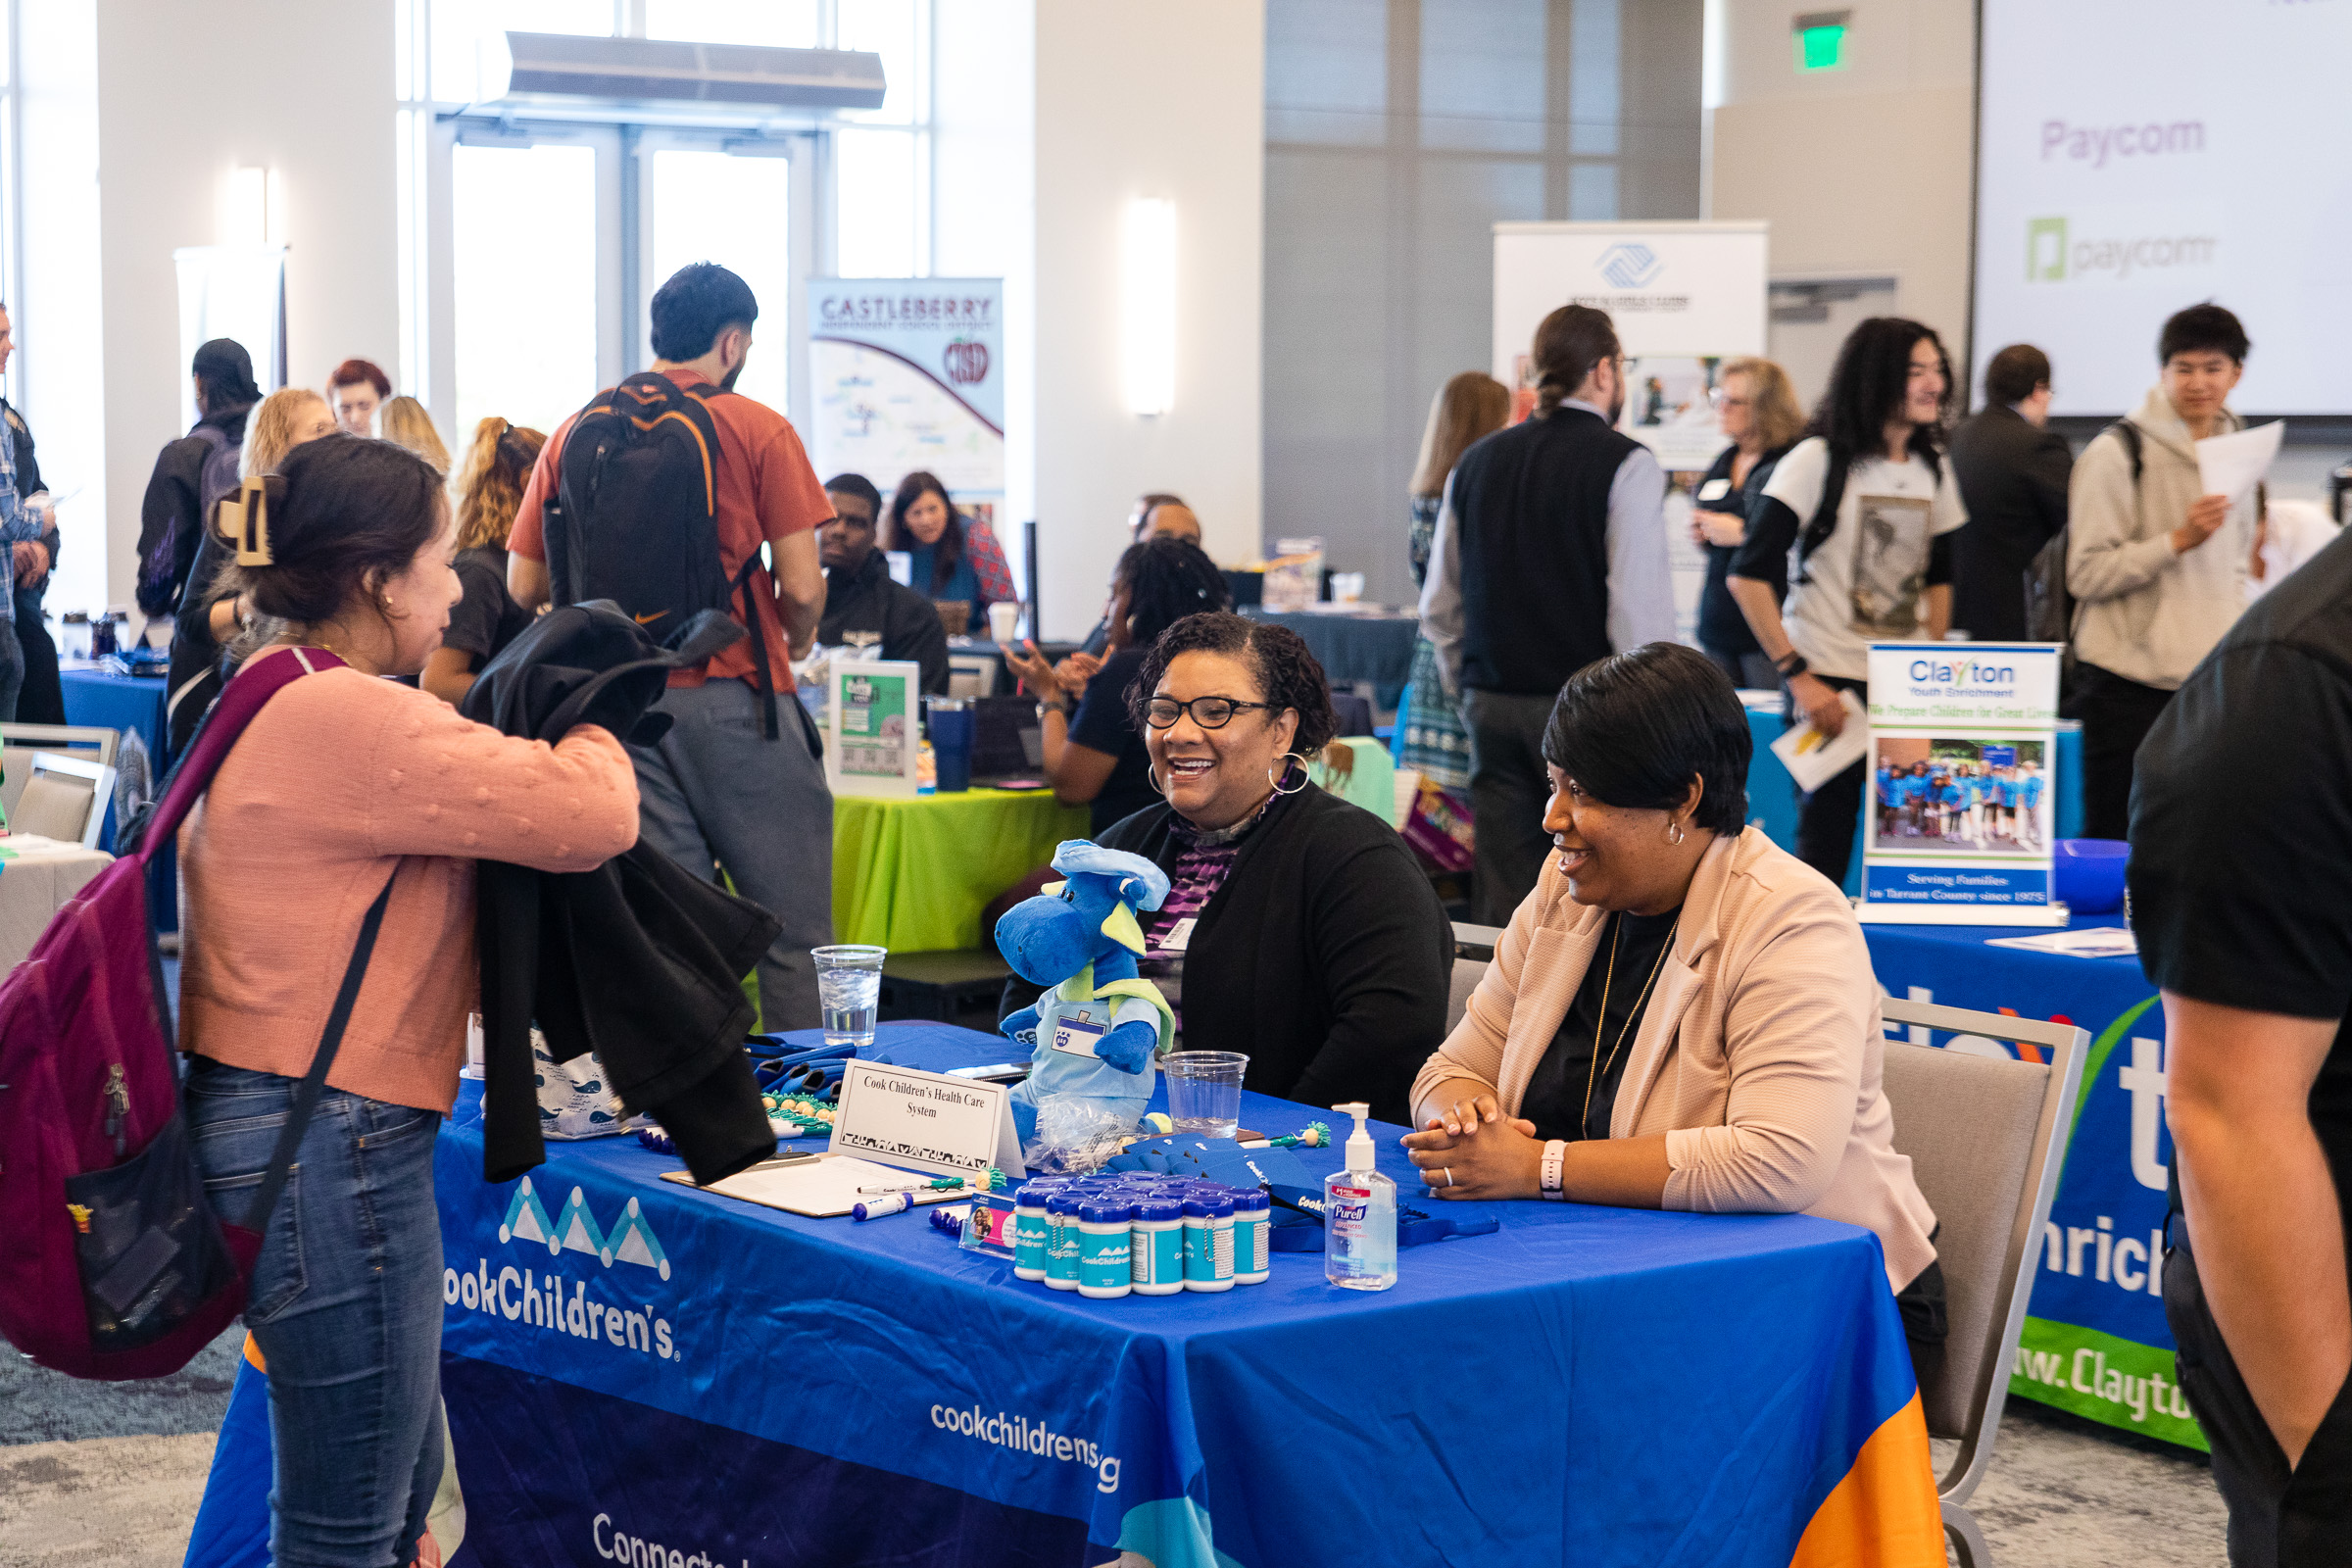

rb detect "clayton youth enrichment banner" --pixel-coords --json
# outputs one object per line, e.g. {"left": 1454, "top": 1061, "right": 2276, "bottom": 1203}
{"left": 808, "top": 278, "right": 1004, "bottom": 507}
{"left": 1859, "top": 642, "right": 2066, "bottom": 925}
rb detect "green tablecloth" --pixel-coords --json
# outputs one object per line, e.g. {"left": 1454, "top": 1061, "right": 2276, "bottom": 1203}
{"left": 1308, "top": 734, "right": 1396, "bottom": 825}
{"left": 832, "top": 788, "right": 1088, "bottom": 952}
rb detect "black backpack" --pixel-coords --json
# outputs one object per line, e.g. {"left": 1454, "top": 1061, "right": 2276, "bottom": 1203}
{"left": 544, "top": 373, "right": 780, "bottom": 738}
{"left": 2025, "top": 421, "right": 2142, "bottom": 648}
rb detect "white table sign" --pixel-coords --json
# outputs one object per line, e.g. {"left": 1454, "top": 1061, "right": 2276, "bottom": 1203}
{"left": 1858, "top": 642, "right": 2068, "bottom": 926}
{"left": 826, "top": 658, "right": 920, "bottom": 798}
{"left": 829, "top": 1062, "right": 1025, "bottom": 1182}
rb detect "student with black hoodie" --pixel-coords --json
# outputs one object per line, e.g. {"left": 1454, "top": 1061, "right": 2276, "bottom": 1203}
{"left": 136, "top": 338, "right": 260, "bottom": 631}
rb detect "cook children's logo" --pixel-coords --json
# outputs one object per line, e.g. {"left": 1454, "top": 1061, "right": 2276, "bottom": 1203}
{"left": 499, "top": 1175, "right": 672, "bottom": 1279}
{"left": 445, "top": 1176, "right": 680, "bottom": 1362}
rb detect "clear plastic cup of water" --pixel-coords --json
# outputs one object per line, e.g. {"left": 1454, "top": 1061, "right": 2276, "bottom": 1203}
{"left": 811, "top": 945, "right": 887, "bottom": 1050}
{"left": 1161, "top": 1052, "right": 1249, "bottom": 1140}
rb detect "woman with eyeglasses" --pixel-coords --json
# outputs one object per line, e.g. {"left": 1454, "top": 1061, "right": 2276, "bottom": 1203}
{"left": 1000, "top": 535, "right": 1231, "bottom": 835}
{"left": 1690, "top": 359, "right": 1805, "bottom": 692}
{"left": 1404, "top": 643, "right": 1945, "bottom": 1377}
{"left": 1090, "top": 611, "right": 1451, "bottom": 1123}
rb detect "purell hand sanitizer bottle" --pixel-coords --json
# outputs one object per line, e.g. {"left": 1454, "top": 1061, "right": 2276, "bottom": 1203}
{"left": 1324, "top": 1102, "right": 1396, "bottom": 1291}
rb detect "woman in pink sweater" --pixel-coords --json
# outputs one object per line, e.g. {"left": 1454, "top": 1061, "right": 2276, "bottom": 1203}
{"left": 1405, "top": 644, "right": 1944, "bottom": 1374}
{"left": 180, "top": 434, "right": 639, "bottom": 1567}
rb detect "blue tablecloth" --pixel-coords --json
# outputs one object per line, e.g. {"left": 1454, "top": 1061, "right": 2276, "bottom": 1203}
{"left": 1863, "top": 916, "right": 2197, "bottom": 1449}
{"left": 59, "top": 665, "right": 172, "bottom": 930}
{"left": 187, "top": 1023, "right": 1933, "bottom": 1567}
{"left": 1742, "top": 708, "right": 2084, "bottom": 894}
{"left": 1244, "top": 610, "right": 1417, "bottom": 710}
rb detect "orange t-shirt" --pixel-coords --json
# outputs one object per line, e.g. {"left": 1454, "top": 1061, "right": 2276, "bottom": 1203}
{"left": 509, "top": 368, "right": 831, "bottom": 690}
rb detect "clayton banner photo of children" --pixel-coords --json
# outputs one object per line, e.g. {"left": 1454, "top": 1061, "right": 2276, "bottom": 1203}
{"left": 1860, "top": 642, "right": 2066, "bottom": 925}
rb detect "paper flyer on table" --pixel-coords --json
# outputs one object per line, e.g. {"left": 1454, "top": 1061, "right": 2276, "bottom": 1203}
{"left": 2194, "top": 420, "right": 2283, "bottom": 504}
{"left": 1984, "top": 926, "right": 2138, "bottom": 957}
{"left": 1768, "top": 689, "right": 1869, "bottom": 793}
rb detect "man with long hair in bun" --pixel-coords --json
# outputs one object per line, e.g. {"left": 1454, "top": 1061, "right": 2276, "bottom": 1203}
{"left": 1420, "top": 304, "right": 1676, "bottom": 925}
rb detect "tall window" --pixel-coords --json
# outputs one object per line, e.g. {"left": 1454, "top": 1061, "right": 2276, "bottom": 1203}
{"left": 451, "top": 142, "right": 599, "bottom": 440}
{"left": 646, "top": 149, "right": 792, "bottom": 412}
{"left": 411, "top": 0, "right": 927, "bottom": 447}
{"left": 1262, "top": 0, "right": 1701, "bottom": 606}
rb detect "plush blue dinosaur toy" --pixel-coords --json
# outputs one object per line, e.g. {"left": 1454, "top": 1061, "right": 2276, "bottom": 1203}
{"left": 998, "top": 841, "right": 1175, "bottom": 1146}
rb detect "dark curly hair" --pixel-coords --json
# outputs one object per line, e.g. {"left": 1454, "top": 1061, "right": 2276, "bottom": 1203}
{"left": 1126, "top": 611, "right": 1338, "bottom": 754}
{"left": 1807, "top": 317, "right": 1952, "bottom": 465}
{"left": 1112, "top": 536, "right": 1230, "bottom": 648}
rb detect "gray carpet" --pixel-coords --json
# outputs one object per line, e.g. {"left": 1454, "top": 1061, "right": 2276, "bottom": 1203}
{"left": 2, "top": 1338, "right": 2235, "bottom": 1566}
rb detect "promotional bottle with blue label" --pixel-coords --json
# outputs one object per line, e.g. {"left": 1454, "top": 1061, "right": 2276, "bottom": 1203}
{"left": 1324, "top": 1102, "right": 1396, "bottom": 1291}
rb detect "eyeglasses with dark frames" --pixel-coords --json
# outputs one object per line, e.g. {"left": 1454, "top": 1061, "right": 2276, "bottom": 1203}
{"left": 1144, "top": 696, "right": 1274, "bottom": 730}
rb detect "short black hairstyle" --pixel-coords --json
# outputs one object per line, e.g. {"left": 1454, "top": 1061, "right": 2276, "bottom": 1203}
{"left": 1808, "top": 317, "right": 1952, "bottom": 464}
{"left": 824, "top": 472, "right": 883, "bottom": 521}
{"left": 1541, "top": 642, "right": 1751, "bottom": 837}
{"left": 1983, "top": 343, "right": 2051, "bottom": 407}
{"left": 2158, "top": 303, "right": 2249, "bottom": 367}
{"left": 191, "top": 337, "right": 261, "bottom": 413}
{"left": 1127, "top": 610, "right": 1338, "bottom": 755}
{"left": 649, "top": 263, "right": 759, "bottom": 361}
{"left": 1113, "top": 536, "right": 1231, "bottom": 649}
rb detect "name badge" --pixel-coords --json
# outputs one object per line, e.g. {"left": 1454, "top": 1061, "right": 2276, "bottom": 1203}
{"left": 1052, "top": 1013, "right": 1107, "bottom": 1058}
{"left": 1695, "top": 477, "right": 1733, "bottom": 503}
{"left": 1158, "top": 917, "right": 1197, "bottom": 955}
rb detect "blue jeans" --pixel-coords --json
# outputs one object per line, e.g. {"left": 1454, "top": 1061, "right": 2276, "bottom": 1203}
{"left": 187, "top": 1058, "right": 445, "bottom": 1568}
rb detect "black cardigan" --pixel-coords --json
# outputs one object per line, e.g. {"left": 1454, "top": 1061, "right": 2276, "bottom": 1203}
{"left": 1098, "top": 783, "right": 1453, "bottom": 1125}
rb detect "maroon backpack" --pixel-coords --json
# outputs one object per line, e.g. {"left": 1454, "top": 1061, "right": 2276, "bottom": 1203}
{"left": 0, "top": 646, "right": 391, "bottom": 1379}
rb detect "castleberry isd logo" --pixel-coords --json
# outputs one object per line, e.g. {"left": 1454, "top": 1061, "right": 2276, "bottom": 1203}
{"left": 1597, "top": 242, "right": 1663, "bottom": 289}
{"left": 2027, "top": 217, "right": 2067, "bottom": 281}
{"left": 499, "top": 1175, "right": 671, "bottom": 1280}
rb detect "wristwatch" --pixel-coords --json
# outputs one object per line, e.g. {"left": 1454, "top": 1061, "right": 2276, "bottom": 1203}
{"left": 1036, "top": 697, "right": 1072, "bottom": 722}
{"left": 1775, "top": 651, "right": 1810, "bottom": 680}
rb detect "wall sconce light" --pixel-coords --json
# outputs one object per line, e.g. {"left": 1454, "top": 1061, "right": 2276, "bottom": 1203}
{"left": 226, "top": 166, "right": 270, "bottom": 247}
{"left": 1121, "top": 196, "right": 1176, "bottom": 417}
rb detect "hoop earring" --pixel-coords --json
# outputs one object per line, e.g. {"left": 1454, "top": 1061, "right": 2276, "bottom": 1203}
{"left": 1268, "top": 752, "right": 1308, "bottom": 796}
{"left": 1149, "top": 763, "right": 1167, "bottom": 797}
{"left": 1665, "top": 818, "right": 1687, "bottom": 846}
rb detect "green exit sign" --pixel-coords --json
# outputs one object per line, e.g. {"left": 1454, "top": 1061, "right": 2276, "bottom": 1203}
{"left": 1793, "top": 11, "right": 1850, "bottom": 72}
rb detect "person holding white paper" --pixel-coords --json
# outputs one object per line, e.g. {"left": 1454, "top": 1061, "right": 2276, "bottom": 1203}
{"left": 1726, "top": 318, "right": 1967, "bottom": 887}
{"left": 2066, "top": 304, "right": 2262, "bottom": 840}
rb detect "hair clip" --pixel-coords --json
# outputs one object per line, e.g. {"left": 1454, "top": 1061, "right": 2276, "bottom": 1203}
{"left": 216, "top": 474, "right": 279, "bottom": 566}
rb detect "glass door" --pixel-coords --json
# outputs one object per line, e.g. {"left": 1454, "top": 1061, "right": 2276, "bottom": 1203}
{"left": 634, "top": 130, "right": 814, "bottom": 426}
{"left": 436, "top": 121, "right": 624, "bottom": 456}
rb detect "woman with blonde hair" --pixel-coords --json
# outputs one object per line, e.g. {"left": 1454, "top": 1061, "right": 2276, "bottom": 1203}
{"left": 378, "top": 394, "right": 451, "bottom": 474}
{"left": 167, "top": 387, "right": 338, "bottom": 752}
{"left": 1400, "top": 370, "right": 1510, "bottom": 790}
{"left": 1690, "top": 358, "right": 1804, "bottom": 692}
{"left": 422, "top": 416, "right": 544, "bottom": 706}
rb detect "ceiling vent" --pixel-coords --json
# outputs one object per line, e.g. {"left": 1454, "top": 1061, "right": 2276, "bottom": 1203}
{"left": 498, "top": 31, "right": 886, "bottom": 112}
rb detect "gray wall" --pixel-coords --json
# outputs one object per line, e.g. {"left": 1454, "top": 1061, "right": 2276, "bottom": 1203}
{"left": 1262, "top": 0, "right": 1702, "bottom": 608}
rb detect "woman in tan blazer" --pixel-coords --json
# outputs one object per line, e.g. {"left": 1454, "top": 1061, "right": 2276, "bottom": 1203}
{"left": 1407, "top": 644, "right": 1941, "bottom": 1347}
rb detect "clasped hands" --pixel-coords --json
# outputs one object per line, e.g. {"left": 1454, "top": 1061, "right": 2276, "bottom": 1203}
{"left": 1400, "top": 1089, "right": 1543, "bottom": 1201}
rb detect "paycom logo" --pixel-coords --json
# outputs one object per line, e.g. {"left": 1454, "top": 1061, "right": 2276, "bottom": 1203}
{"left": 1597, "top": 242, "right": 1663, "bottom": 289}
{"left": 2028, "top": 214, "right": 2217, "bottom": 284}
{"left": 443, "top": 1175, "right": 680, "bottom": 1361}
{"left": 2027, "top": 218, "right": 2068, "bottom": 281}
